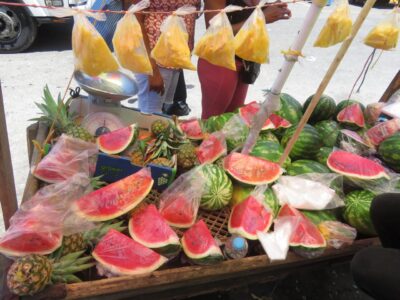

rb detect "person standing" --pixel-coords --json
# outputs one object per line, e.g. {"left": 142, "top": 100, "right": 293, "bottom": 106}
{"left": 198, "top": 0, "right": 291, "bottom": 119}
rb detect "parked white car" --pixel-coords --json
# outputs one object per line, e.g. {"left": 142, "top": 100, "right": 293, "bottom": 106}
{"left": 0, "top": 0, "right": 94, "bottom": 53}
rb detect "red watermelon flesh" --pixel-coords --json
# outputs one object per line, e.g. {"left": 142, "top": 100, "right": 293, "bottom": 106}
{"left": 278, "top": 204, "right": 326, "bottom": 248}
{"left": 196, "top": 133, "right": 227, "bottom": 164}
{"left": 228, "top": 195, "right": 273, "bottom": 240}
{"left": 337, "top": 103, "right": 365, "bottom": 128}
{"left": 223, "top": 152, "right": 282, "bottom": 185}
{"left": 159, "top": 193, "right": 197, "bottom": 228}
{"left": 129, "top": 204, "right": 180, "bottom": 250}
{"left": 93, "top": 229, "right": 167, "bottom": 276}
{"left": 179, "top": 119, "right": 204, "bottom": 140}
{"left": 74, "top": 168, "right": 153, "bottom": 221}
{"left": 327, "top": 150, "right": 389, "bottom": 180}
{"left": 239, "top": 102, "right": 291, "bottom": 130}
{"left": 181, "top": 220, "right": 222, "bottom": 260}
{"left": 97, "top": 124, "right": 137, "bottom": 155}
{"left": 366, "top": 119, "right": 400, "bottom": 146}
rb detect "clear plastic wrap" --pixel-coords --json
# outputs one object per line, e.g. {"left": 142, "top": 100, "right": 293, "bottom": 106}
{"left": 234, "top": 0, "right": 269, "bottom": 64}
{"left": 159, "top": 166, "right": 206, "bottom": 228}
{"left": 112, "top": 0, "right": 152, "bottom": 74}
{"left": 364, "top": 102, "right": 386, "bottom": 125}
{"left": 314, "top": 0, "right": 353, "bottom": 48}
{"left": 72, "top": 13, "right": 119, "bottom": 76}
{"left": 32, "top": 134, "right": 98, "bottom": 184}
{"left": 0, "top": 174, "right": 94, "bottom": 257}
{"left": 272, "top": 174, "right": 345, "bottom": 210}
{"left": 318, "top": 221, "right": 357, "bottom": 249}
{"left": 196, "top": 131, "right": 227, "bottom": 164}
{"left": 337, "top": 129, "right": 374, "bottom": 156}
{"left": 151, "top": 6, "right": 197, "bottom": 70}
{"left": 222, "top": 114, "right": 250, "bottom": 151}
{"left": 366, "top": 118, "right": 400, "bottom": 146}
{"left": 364, "top": 8, "right": 399, "bottom": 50}
{"left": 194, "top": 6, "right": 242, "bottom": 71}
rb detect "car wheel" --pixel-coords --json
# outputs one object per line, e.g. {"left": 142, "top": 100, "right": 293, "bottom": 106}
{"left": 0, "top": 4, "right": 37, "bottom": 53}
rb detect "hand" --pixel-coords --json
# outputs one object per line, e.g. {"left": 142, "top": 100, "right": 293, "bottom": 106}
{"left": 148, "top": 69, "right": 165, "bottom": 95}
{"left": 263, "top": 2, "right": 292, "bottom": 24}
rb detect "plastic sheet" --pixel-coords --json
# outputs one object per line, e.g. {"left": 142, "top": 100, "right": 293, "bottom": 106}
{"left": 364, "top": 8, "right": 399, "bottom": 50}
{"left": 72, "top": 13, "right": 119, "bottom": 76}
{"left": 337, "top": 129, "right": 374, "bottom": 156}
{"left": 318, "top": 221, "right": 357, "bottom": 249}
{"left": 221, "top": 114, "right": 250, "bottom": 151}
{"left": 159, "top": 166, "right": 206, "bottom": 228}
{"left": 196, "top": 131, "right": 227, "bottom": 164}
{"left": 272, "top": 174, "right": 344, "bottom": 210}
{"left": 151, "top": 6, "right": 197, "bottom": 70}
{"left": 112, "top": 0, "right": 152, "bottom": 74}
{"left": 194, "top": 6, "right": 242, "bottom": 71}
{"left": 314, "top": 0, "right": 352, "bottom": 48}
{"left": 32, "top": 134, "right": 98, "bottom": 184}
{"left": 234, "top": 0, "right": 269, "bottom": 64}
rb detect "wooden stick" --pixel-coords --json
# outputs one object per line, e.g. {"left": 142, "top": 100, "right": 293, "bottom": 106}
{"left": 279, "top": 0, "right": 377, "bottom": 165}
{"left": 0, "top": 83, "right": 18, "bottom": 229}
{"left": 379, "top": 70, "right": 400, "bottom": 103}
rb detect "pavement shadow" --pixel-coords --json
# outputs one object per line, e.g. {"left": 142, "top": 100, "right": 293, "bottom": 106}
{"left": 27, "top": 21, "right": 73, "bottom": 52}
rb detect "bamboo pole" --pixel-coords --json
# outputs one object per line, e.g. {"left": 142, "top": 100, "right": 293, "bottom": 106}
{"left": 0, "top": 82, "right": 18, "bottom": 229}
{"left": 279, "top": 0, "right": 377, "bottom": 165}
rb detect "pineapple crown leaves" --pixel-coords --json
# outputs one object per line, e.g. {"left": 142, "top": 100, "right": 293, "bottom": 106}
{"left": 51, "top": 251, "right": 95, "bottom": 284}
{"left": 90, "top": 175, "right": 107, "bottom": 190}
{"left": 83, "top": 220, "right": 126, "bottom": 246}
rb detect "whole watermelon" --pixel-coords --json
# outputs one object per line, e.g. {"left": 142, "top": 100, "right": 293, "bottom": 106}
{"left": 316, "top": 147, "right": 333, "bottom": 165}
{"left": 302, "top": 210, "right": 338, "bottom": 225}
{"left": 378, "top": 133, "right": 400, "bottom": 172}
{"left": 275, "top": 93, "right": 303, "bottom": 125}
{"left": 303, "top": 94, "right": 336, "bottom": 123}
{"left": 335, "top": 99, "right": 365, "bottom": 116}
{"left": 258, "top": 131, "right": 280, "bottom": 144}
{"left": 343, "top": 190, "right": 376, "bottom": 236}
{"left": 200, "top": 165, "right": 233, "bottom": 211}
{"left": 281, "top": 124, "right": 323, "bottom": 160}
{"left": 205, "top": 112, "right": 234, "bottom": 133}
{"left": 286, "top": 159, "right": 330, "bottom": 175}
{"left": 315, "top": 120, "right": 341, "bottom": 147}
{"left": 251, "top": 140, "right": 291, "bottom": 169}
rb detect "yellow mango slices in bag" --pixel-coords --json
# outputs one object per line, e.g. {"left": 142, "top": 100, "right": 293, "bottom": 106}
{"left": 151, "top": 14, "right": 196, "bottom": 70}
{"left": 235, "top": 6, "right": 269, "bottom": 64}
{"left": 314, "top": 2, "right": 353, "bottom": 48}
{"left": 194, "top": 11, "right": 236, "bottom": 71}
{"left": 72, "top": 14, "right": 119, "bottom": 76}
{"left": 113, "top": 13, "right": 152, "bottom": 74}
{"left": 364, "top": 9, "right": 399, "bottom": 51}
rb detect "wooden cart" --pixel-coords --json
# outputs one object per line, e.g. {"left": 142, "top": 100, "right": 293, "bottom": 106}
{"left": 0, "top": 71, "right": 399, "bottom": 300}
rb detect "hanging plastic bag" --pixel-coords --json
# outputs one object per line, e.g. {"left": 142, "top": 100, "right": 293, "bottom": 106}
{"left": 234, "top": 1, "right": 269, "bottom": 64}
{"left": 159, "top": 166, "right": 206, "bottom": 228}
{"left": 32, "top": 134, "right": 98, "bottom": 184}
{"left": 318, "top": 221, "right": 357, "bottom": 249}
{"left": 314, "top": 0, "right": 353, "bottom": 48}
{"left": 221, "top": 114, "right": 250, "bottom": 151}
{"left": 112, "top": 0, "right": 152, "bottom": 74}
{"left": 196, "top": 131, "right": 227, "bottom": 164}
{"left": 0, "top": 174, "right": 94, "bottom": 258}
{"left": 151, "top": 6, "right": 197, "bottom": 70}
{"left": 272, "top": 174, "right": 345, "bottom": 210}
{"left": 364, "top": 8, "right": 399, "bottom": 50}
{"left": 194, "top": 6, "right": 242, "bottom": 71}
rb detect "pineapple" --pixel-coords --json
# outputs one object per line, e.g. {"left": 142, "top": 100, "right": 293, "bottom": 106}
{"left": 57, "top": 221, "right": 126, "bottom": 257}
{"left": 7, "top": 251, "right": 94, "bottom": 296}
{"left": 32, "top": 85, "right": 93, "bottom": 142}
{"left": 151, "top": 119, "right": 169, "bottom": 137}
{"left": 177, "top": 143, "right": 198, "bottom": 170}
{"left": 150, "top": 157, "right": 175, "bottom": 168}
{"left": 130, "top": 141, "right": 147, "bottom": 166}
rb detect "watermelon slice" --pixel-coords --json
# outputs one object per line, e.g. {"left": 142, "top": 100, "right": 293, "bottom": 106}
{"left": 228, "top": 195, "right": 273, "bottom": 240}
{"left": 129, "top": 205, "right": 181, "bottom": 258}
{"left": 337, "top": 103, "right": 365, "bottom": 129}
{"left": 181, "top": 220, "right": 223, "bottom": 265}
{"left": 73, "top": 168, "right": 153, "bottom": 221}
{"left": 179, "top": 119, "right": 204, "bottom": 140}
{"left": 196, "top": 133, "right": 227, "bottom": 164}
{"left": 239, "top": 101, "right": 291, "bottom": 130}
{"left": 93, "top": 229, "right": 167, "bottom": 276}
{"left": 223, "top": 152, "right": 282, "bottom": 185}
{"left": 278, "top": 204, "right": 326, "bottom": 249}
{"left": 159, "top": 193, "right": 196, "bottom": 228}
{"left": 327, "top": 150, "right": 389, "bottom": 180}
{"left": 97, "top": 124, "right": 138, "bottom": 155}
{"left": 366, "top": 119, "right": 400, "bottom": 146}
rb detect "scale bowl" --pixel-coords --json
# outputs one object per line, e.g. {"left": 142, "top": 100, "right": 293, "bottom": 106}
{"left": 74, "top": 71, "right": 139, "bottom": 102}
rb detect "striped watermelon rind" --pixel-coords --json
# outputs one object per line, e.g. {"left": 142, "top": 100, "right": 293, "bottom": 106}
{"left": 286, "top": 159, "right": 330, "bottom": 176}
{"left": 257, "top": 131, "right": 280, "bottom": 144}
{"left": 205, "top": 113, "right": 235, "bottom": 133}
{"left": 303, "top": 94, "right": 336, "bottom": 124}
{"left": 343, "top": 190, "right": 376, "bottom": 236}
{"left": 315, "top": 120, "right": 341, "bottom": 147}
{"left": 281, "top": 124, "right": 323, "bottom": 160}
{"left": 275, "top": 93, "right": 303, "bottom": 125}
{"left": 335, "top": 99, "right": 365, "bottom": 116}
{"left": 200, "top": 165, "right": 233, "bottom": 211}
{"left": 316, "top": 147, "right": 333, "bottom": 165}
{"left": 378, "top": 133, "right": 400, "bottom": 172}
{"left": 301, "top": 210, "right": 338, "bottom": 225}
{"left": 250, "top": 140, "right": 291, "bottom": 169}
